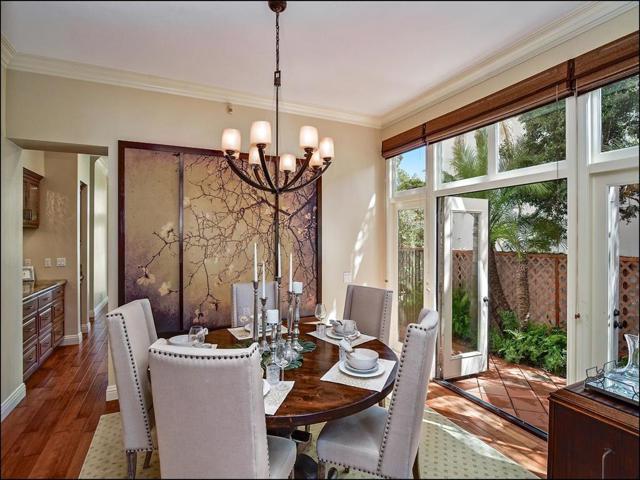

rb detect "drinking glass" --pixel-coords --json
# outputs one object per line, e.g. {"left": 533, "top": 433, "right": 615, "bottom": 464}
{"left": 314, "top": 303, "right": 327, "bottom": 324}
{"left": 240, "top": 306, "right": 252, "bottom": 327}
{"left": 188, "top": 325, "right": 207, "bottom": 347}
{"left": 274, "top": 342, "right": 291, "bottom": 391}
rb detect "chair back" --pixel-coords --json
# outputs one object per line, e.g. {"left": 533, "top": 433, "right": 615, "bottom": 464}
{"left": 131, "top": 298, "right": 158, "bottom": 343}
{"left": 105, "top": 301, "right": 155, "bottom": 452}
{"left": 231, "top": 281, "right": 278, "bottom": 327}
{"left": 149, "top": 342, "right": 269, "bottom": 479}
{"left": 378, "top": 308, "right": 439, "bottom": 478}
{"left": 343, "top": 284, "right": 393, "bottom": 343}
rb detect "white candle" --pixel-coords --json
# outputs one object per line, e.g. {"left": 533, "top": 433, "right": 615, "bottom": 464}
{"left": 253, "top": 243, "right": 258, "bottom": 282}
{"left": 289, "top": 253, "right": 293, "bottom": 292}
{"left": 277, "top": 244, "right": 281, "bottom": 278}
{"left": 262, "top": 262, "right": 266, "bottom": 298}
{"left": 293, "top": 281, "right": 303, "bottom": 294}
{"left": 299, "top": 125, "right": 319, "bottom": 149}
{"left": 221, "top": 128, "right": 241, "bottom": 152}
{"left": 319, "top": 137, "right": 334, "bottom": 159}
{"left": 250, "top": 121, "right": 272, "bottom": 145}
{"left": 266, "top": 309, "right": 279, "bottom": 325}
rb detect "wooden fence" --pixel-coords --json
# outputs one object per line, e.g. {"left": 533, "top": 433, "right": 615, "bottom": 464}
{"left": 398, "top": 248, "right": 424, "bottom": 341}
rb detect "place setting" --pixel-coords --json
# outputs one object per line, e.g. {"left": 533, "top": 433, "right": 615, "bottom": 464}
{"left": 307, "top": 316, "right": 377, "bottom": 348}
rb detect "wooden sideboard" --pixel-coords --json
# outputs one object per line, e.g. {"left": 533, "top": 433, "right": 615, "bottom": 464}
{"left": 22, "top": 280, "right": 66, "bottom": 380}
{"left": 548, "top": 381, "right": 639, "bottom": 479}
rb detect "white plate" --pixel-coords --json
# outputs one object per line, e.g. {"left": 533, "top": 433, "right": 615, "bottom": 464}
{"left": 263, "top": 379, "right": 271, "bottom": 397}
{"left": 168, "top": 334, "right": 194, "bottom": 347}
{"left": 338, "top": 360, "right": 385, "bottom": 378}
{"left": 344, "top": 360, "right": 379, "bottom": 374}
{"left": 326, "top": 328, "right": 360, "bottom": 341}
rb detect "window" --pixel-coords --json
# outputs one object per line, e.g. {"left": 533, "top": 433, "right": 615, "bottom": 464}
{"left": 601, "top": 75, "right": 639, "bottom": 152}
{"left": 392, "top": 146, "right": 426, "bottom": 193}
{"left": 498, "top": 101, "right": 566, "bottom": 171}
{"left": 439, "top": 127, "right": 489, "bottom": 183}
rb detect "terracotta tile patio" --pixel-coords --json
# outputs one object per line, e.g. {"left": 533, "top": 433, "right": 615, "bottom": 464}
{"left": 450, "top": 355, "right": 566, "bottom": 432}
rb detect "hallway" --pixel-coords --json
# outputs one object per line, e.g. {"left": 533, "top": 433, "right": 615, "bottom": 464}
{"left": 1, "top": 314, "right": 111, "bottom": 478}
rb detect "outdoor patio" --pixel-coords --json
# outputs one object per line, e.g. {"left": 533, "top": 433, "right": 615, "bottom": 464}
{"left": 450, "top": 355, "right": 566, "bottom": 432}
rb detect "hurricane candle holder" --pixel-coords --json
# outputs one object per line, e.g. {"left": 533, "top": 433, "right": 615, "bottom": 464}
{"left": 252, "top": 280, "right": 260, "bottom": 344}
{"left": 259, "top": 297, "right": 269, "bottom": 353}
{"left": 292, "top": 291, "right": 303, "bottom": 352}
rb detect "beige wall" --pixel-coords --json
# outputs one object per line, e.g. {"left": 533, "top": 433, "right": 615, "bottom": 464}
{"left": 23, "top": 152, "right": 82, "bottom": 341}
{"left": 92, "top": 158, "right": 108, "bottom": 310}
{"left": 1, "top": 62, "right": 25, "bottom": 407}
{"left": 21, "top": 150, "right": 45, "bottom": 176}
{"left": 382, "top": 7, "right": 640, "bottom": 140}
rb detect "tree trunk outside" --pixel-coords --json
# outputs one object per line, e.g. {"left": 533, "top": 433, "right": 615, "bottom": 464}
{"left": 515, "top": 255, "right": 530, "bottom": 323}
{"left": 488, "top": 247, "right": 511, "bottom": 331}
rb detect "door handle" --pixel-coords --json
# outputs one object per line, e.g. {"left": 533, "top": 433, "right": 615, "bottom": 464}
{"left": 601, "top": 448, "right": 613, "bottom": 478}
{"left": 482, "top": 297, "right": 489, "bottom": 304}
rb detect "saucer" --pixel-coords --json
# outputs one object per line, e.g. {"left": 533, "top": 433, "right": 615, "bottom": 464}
{"left": 338, "top": 360, "right": 385, "bottom": 378}
{"left": 326, "top": 329, "right": 360, "bottom": 341}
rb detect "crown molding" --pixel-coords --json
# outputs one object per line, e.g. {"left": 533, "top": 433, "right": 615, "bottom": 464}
{"left": 380, "top": 1, "right": 638, "bottom": 130}
{"left": 1, "top": 34, "right": 16, "bottom": 68}
{"left": 6, "top": 50, "right": 381, "bottom": 128}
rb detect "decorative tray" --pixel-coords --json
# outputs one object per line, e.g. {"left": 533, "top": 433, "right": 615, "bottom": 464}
{"left": 584, "top": 360, "right": 639, "bottom": 406}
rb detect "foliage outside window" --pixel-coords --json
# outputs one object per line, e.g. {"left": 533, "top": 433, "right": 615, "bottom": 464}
{"left": 392, "top": 147, "right": 426, "bottom": 193}
{"left": 498, "top": 101, "right": 566, "bottom": 171}
{"left": 397, "top": 208, "right": 424, "bottom": 341}
{"left": 601, "top": 75, "right": 639, "bottom": 152}
{"left": 440, "top": 127, "right": 489, "bottom": 183}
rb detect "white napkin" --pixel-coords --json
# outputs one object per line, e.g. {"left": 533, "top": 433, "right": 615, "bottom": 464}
{"left": 307, "top": 330, "right": 376, "bottom": 348}
{"left": 320, "top": 359, "right": 396, "bottom": 392}
{"left": 228, "top": 326, "right": 287, "bottom": 341}
{"left": 264, "top": 381, "right": 295, "bottom": 415}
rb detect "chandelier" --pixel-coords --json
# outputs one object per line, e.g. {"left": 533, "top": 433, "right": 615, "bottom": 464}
{"left": 220, "top": 0, "right": 335, "bottom": 194}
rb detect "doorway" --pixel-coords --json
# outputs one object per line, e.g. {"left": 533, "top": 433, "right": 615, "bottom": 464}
{"left": 80, "top": 181, "right": 89, "bottom": 333}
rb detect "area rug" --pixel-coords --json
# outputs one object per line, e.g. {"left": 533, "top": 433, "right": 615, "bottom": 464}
{"left": 79, "top": 408, "right": 535, "bottom": 479}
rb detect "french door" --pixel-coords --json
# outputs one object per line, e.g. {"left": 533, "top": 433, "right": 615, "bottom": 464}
{"left": 440, "top": 196, "right": 489, "bottom": 379}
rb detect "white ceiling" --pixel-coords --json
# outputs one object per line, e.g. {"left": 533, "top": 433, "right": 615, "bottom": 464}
{"left": 1, "top": 1, "right": 595, "bottom": 120}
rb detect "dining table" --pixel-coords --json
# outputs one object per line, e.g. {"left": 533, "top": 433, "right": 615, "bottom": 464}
{"left": 204, "top": 321, "right": 398, "bottom": 478}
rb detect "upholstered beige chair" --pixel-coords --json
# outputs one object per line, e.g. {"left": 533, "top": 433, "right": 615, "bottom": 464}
{"left": 231, "top": 281, "right": 279, "bottom": 327}
{"left": 343, "top": 284, "right": 393, "bottom": 344}
{"left": 317, "top": 308, "right": 439, "bottom": 479}
{"left": 148, "top": 341, "right": 297, "bottom": 479}
{"left": 106, "top": 300, "right": 157, "bottom": 479}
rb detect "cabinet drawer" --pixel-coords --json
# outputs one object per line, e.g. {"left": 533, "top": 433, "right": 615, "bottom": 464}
{"left": 38, "top": 307, "right": 53, "bottom": 330}
{"left": 23, "top": 298, "right": 38, "bottom": 318}
{"left": 52, "top": 285, "right": 64, "bottom": 301}
{"left": 38, "top": 327, "right": 53, "bottom": 361}
{"left": 53, "top": 320, "right": 64, "bottom": 345}
{"left": 52, "top": 300, "right": 64, "bottom": 320}
{"left": 38, "top": 290, "right": 54, "bottom": 310}
{"left": 23, "top": 341, "right": 38, "bottom": 380}
{"left": 23, "top": 316, "right": 38, "bottom": 345}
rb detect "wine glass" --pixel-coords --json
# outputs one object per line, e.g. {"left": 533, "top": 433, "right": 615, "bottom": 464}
{"left": 188, "top": 325, "right": 207, "bottom": 347}
{"left": 240, "top": 306, "right": 251, "bottom": 327}
{"left": 274, "top": 342, "right": 291, "bottom": 391}
{"left": 314, "top": 303, "right": 327, "bottom": 324}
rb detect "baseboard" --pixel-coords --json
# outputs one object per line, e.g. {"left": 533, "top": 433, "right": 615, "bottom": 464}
{"left": 90, "top": 296, "right": 109, "bottom": 318}
{"left": 106, "top": 384, "right": 119, "bottom": 402}
{"left": 1, "top": 383, "right": 26, "bottom": 422}
{"left": 81, "top": 322, "right": 92, "bottom": 334}
{"left": 60, "top": 332, "right": 83, "bottom": 346}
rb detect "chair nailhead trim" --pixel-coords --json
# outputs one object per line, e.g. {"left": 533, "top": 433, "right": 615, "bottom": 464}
{"left": 107, "top": 312, "right": 154, "bottom": 451}
{"left": 148, "top": 344, "right": 259, "bottom": 360}
{"left": 317, "top": 458, "right": 384, "bottom": 478}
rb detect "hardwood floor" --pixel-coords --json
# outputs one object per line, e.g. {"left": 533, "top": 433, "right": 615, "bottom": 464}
{"left": 1, "top": 314, "right": 547, "bottom": 479}
{"left": 1, "top": 313, "right": 110, "bottom": 479}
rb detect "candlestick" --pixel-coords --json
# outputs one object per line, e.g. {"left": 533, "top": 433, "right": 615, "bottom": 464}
{"left": 252, "top": 280, "right": 260, "bottom": 344}
{"left": 289, "top": 253, "right": 293, "bottom": 292}
{"left": 259, "top": 297, "right": 269, "bottom": 353}
{"left": 261, "top": 262, "right": 266, "bottom": 298}
{"left": 291, "top": 291, "right": 303, "bottom": 352}
{"left": 277, "top": 244, "right": 281, "bottom": 278}
{"left": 266, "top": 309, "right": 279, "bottom": 352}
{"left": 253, "top": 243, "right": 258, "bottom": 282}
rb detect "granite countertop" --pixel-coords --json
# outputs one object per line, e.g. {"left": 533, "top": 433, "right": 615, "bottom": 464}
{"left": 23, "top": 279, "right": 67, "bottom": 301}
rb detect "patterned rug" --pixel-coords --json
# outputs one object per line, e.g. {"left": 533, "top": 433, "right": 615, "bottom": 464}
{"left": 79, "top": 408, "right": 535, "bottom": 479}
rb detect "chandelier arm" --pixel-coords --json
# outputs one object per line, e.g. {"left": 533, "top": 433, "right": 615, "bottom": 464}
{"left": 225, "top": 155, "right": 272, "bottom": 192}
{"left": 258, "top": 146, "right": 277, "bottom": 193}
{"left": 282, "top": 163, "right": 331, "bottom": 193}
{"left": 252, "top": 165, "right": 266, "bottom": 187}
{"left": 282, "top": 150, "right": 313, "bottom": 191}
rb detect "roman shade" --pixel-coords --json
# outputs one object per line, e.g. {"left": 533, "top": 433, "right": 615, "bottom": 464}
{"left": 382, "top": 31, "right": 639, "bottom": 157}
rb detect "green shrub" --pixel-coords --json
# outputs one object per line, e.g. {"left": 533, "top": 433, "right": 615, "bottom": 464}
{"left": 452, "top": 288, "right": 477, "bottom": 346}
{"left": 489, "top": 311, "right": 567, "bottom": 376}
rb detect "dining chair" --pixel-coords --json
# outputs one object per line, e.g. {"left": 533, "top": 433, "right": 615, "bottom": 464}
{"left": 148, "top": 341, "right": 296, "bottom": 479}
{"left": 231, "top": 281, "right": 279, "bottom": 327}
{"left": 343, "top": 284, "right": 393, "bottom": 344}
{"left": 316, "top": 308, "right": 439, "bottom": 479}
{"left": 106, "top": 300, "right": 157, "bottom": 479}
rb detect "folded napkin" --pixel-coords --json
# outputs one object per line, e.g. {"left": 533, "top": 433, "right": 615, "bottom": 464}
{"left": 307, "top": 330, "right": 376, "bottom": 348}
{"left": 228, "top": 326, "right": 288, "bottom": 341}
{"left": 320, "top": 358, "right": 396, "bottom": 392}
{"left": 264, "top": 381, "right": 294, "bottom": 415}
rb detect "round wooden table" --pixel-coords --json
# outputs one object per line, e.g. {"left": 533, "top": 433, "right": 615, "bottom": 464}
{"left": 205, "top": 322, "right": 398, "bottom": 430}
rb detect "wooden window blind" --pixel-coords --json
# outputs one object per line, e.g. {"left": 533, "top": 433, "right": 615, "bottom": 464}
{"left": 382, "top": 31, "right": 639, "bottom": 157}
